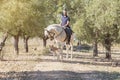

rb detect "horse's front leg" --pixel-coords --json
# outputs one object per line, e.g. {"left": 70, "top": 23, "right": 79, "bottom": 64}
{"left": 60, "top": 48, "right": 63, "bottom": 61}
{"left": 70, "top": 45, "right": 73, "bottom": 59}
{"left": 57, "top": 45, "right": 63, "bottom": 60}
{"left": 57, "top": 53, "right": 60, "bottom": 60}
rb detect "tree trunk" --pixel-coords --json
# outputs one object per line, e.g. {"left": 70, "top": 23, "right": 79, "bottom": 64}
{"left": 0, "top": 33, "right": 8, "bottom": 51}
{"left": 0, "top": 33, "right": 8, "bottom": 60}
{"left": 105, "top": 44, "right": 111, "bottom": 59}
{"left": 93, "top": 30, "right": 99, "bottom": 57}
{"left": 93, "top": 40, "right": 98, "bottom": 57}
{"left": 104, "top": 33, "right": 112, "bottom": 59}
{"left": 14, "top": 35, "right": 19, "bottom": 55}
{"left": 24, "top": 36, "right": 29, "bottom": 52}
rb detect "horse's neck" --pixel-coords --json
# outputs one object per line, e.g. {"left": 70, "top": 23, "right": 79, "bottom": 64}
{"left": 51, "top": 27, "right": 62, "bottom": 35}
{"left": 54, "top": 27, "right": 66, "bottom": 42}
{"left": 48, "top": 25, "right": 66, "bottom": 42}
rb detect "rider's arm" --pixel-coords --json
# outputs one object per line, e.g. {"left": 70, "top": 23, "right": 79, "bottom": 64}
{"left": 64, "top": 17, "right": 70, "bottom": 27}
{"left": 64, "top": 20, "right": 70, "bottom": 27}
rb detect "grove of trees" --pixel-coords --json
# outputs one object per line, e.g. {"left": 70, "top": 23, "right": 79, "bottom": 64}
{"left": 0, "top": 0, "right": 120, "bottom": 59}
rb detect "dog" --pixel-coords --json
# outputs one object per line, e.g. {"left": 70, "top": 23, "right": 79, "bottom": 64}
{"left": 49, "top": 45, "right": 63, "bottom": 60}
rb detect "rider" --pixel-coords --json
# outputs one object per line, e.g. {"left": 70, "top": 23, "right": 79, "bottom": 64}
{"left": 60, "top": 9, "right": 72, "bottom": 44}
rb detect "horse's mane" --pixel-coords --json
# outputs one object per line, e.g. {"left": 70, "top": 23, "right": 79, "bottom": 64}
{"left": 48, "top": 24, "right": 61, "bottom": 28}
{"left": 47, "top": 24, "right": 62, "bottom": 30}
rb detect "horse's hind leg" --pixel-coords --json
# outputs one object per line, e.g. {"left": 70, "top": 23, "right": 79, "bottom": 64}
{"left": 66, "top": 45, "right": 69, "bottom": 59}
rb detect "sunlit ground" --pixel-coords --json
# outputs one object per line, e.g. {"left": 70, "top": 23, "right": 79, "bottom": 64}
{"left": 0, "top": 38, "right": 120, "bottom": 80}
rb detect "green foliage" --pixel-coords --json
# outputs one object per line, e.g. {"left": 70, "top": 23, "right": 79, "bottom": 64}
{"left": 0, "top": 0, "right": 47, "bottom": 37}
{"left": 0, "top": 0, "right": 120, "bottom": 45}
{"left": 72, "top": 0, "right": 120, "bottom": 45}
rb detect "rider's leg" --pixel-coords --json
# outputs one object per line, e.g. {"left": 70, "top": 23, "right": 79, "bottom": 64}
{"left": 66, "top": 27, "right": 72, "bottom": 44}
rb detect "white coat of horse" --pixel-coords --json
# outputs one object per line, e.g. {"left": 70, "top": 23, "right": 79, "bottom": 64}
{"left": 44, "top": 24, "right": 74, "bottom": 60}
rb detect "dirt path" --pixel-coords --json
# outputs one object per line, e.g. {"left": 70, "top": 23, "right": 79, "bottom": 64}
{"left": 0, "top": 52, "right": 120, "bottom": 80}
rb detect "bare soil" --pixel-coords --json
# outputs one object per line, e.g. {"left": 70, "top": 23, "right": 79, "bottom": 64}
{"left": 0, "top": 39, "right": 120, "bottom": 80}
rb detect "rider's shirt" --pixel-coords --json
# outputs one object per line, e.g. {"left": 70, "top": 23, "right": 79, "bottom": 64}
{"left": 61, "top": 15, "right": 70, "bottom": 27}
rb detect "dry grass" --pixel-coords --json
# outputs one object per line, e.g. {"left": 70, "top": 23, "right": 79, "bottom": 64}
{"left": 0, "top": 38, "right": 120, "bottom": 80}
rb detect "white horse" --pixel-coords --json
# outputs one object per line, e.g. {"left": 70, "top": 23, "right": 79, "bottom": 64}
{"left": 44, "top": 24, "right": 74, "bottom": 60}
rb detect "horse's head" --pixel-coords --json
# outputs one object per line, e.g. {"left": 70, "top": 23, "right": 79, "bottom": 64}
{"left": 44, "top": 27, "right": 55, "bottom": 41}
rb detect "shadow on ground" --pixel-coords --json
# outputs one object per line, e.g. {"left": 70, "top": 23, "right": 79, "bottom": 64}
{"left": 1, "top": 53, "right": 120, "bottom": 67}
{"left": 0, "top": 71, "right": 119, "bottom": 80}
{"left": 39, "top": 58, "right": 120, "bottom": 67}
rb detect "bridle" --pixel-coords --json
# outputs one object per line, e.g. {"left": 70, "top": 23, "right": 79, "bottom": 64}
{"left": 45, "top": 30, "right": 55, "bottom": 40}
